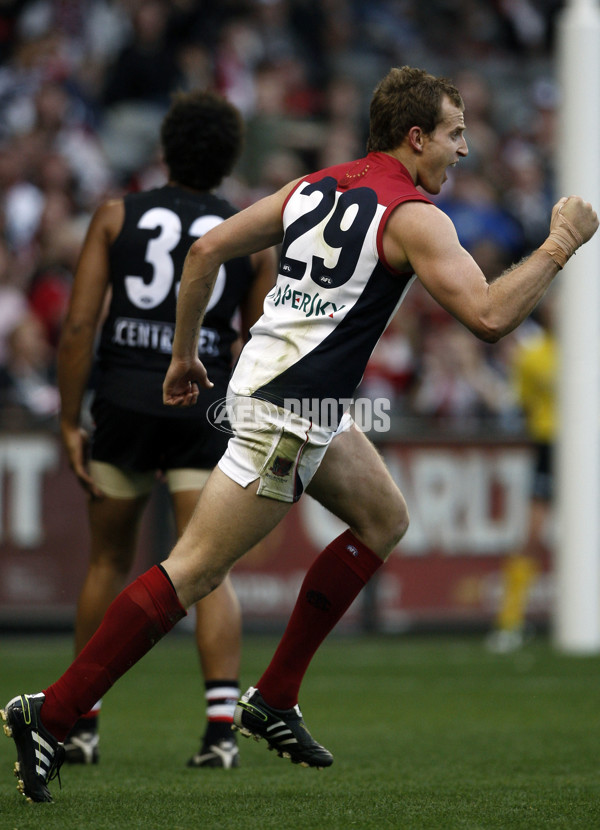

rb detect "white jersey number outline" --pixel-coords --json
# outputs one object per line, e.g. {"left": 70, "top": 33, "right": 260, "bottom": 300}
{"left": 125, "top": 209, "right": 226, "bottom": 310}
{"left": 280, "top": 178, "right": 377, "bottom": 289}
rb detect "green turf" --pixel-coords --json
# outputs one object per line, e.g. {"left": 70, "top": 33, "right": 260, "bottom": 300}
{"left": 1, "top": 633, "right": 599, "bottom": 829}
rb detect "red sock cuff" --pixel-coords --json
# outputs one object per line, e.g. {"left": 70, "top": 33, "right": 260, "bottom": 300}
{"left": 130, "top": 565, "right": 187, "bottom": 632}
{"left": 328, "top": 530, "right": 384, "bottom": 583}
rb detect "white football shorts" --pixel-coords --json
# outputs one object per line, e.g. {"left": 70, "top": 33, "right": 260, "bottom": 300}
{"left": 217, "top": 394, "right": 353, "bottom": 503}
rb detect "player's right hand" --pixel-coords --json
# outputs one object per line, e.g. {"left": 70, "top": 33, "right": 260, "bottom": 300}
{"left": 163, "top": 357, "right": 213, "bottom": 407}
{"left": 60, "top": 422, "right": 104, "bottom": 498}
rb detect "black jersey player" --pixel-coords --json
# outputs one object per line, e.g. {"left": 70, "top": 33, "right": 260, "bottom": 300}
{"left": 55, "top": 90, "right": 275, "bottom": 769}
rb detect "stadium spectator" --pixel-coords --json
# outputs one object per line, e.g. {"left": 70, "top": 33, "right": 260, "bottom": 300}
{"left": 98, "top": 0, "right": 184, "bottom": 182}
{"left": 0, "top": 304, "right": 59, "bottom": 419}
{"left": 500, "top": 138, "right": 556, "bottom": 253}
{"left": 12, "top": 77, "right": 111, "bottom": 212}
{"left": 358, "top": 311, "right": 420, "bottom": 415}
{"left": 0, "top": 137, "right": 46, "bottom": 259}
{"left": 101, "top": 0, "right": 181, "bottom": 110}
{"left": 236, "top": 58, "right": 323, "bottom": 189}
{"left": 436, "top": 168, "right": 526, "bottom": 265}
{"left": 3, "top": 64, "right": 597, "bottom": 803}
{"left": 0, "top": 238, "right": 28, "bottom": 365}
{"left": 412, "top": 321, "right": 516, "bottom": 430}
{"left": 0, "top": 234, "right": 63, "bottom": 426}
{"left": 54, "top": 89, "right": 276, "bottom": 769}
{"left": 27, "top": 211, "right": 84, "bottom": 350}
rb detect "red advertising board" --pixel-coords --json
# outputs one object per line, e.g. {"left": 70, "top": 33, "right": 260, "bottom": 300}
{"left": 229, "top": 439, "right": 552, "bottom": 630}
{"left": 0, "top": 432, "right": 156, "bottom": 627}
{"left": 0, "top": 431, "right": 551, "bottom": 631}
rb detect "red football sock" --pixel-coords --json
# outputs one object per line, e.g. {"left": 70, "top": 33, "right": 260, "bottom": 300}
{"left": 41, "top": 565, "right": 186, "bottom": 741}
{"left": 257, "top": 530, "right": 383, "bottom": 709}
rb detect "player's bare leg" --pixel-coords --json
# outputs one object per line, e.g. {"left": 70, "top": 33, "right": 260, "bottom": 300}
{"left": 171, "top": 489, "right": 243, "bottom": 768}
{"left": 234, "top": 425, "right": 410, "bottom": 768}
{"left": 65, "top": 494, "right": 148, "bottom": 764}
{"left": 162, "top": 467, "right": 291, "bottom": 606}
{"left": 75, "top": 495, "right": 148, "bottom": 651}
{"left": 163, "top": 468, "right": 341, "bottom": 768}
{"left": 307, "top": 424, "right": 409, "bottom": 558}
{"left": 193, "top": 578, "right": 241, "bottom": 682}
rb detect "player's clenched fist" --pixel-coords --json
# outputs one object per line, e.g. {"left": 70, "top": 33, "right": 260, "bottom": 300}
{"left": 540, "top": 195, "right": 599, "bottom": 269}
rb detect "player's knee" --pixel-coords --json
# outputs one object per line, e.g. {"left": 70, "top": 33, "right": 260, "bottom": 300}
{"left": 371, "top": 492, "right": 409, "bottom": 559}
{"left": 189, "top": 559, "right": 230, "bottom": 604}
{"left": 395, "top": 501, "right": 410, "bottom": 543}
{"left": 165, "top": 538, "right": 228, "bottom": 605}
{"left": 90, "top": 548, "right": 136, "bottom": 577}
{"left": 358, "top": 491, "right": 409, "bottom": 558}
{"left": 385, "top": 497, "right": 409, "bottom": 550}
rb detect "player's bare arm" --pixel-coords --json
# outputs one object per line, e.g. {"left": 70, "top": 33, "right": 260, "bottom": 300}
{"left": 57, "top": 199, "right": 123, "bottom": 495}
{"left": 164, "top": 182, "right": 296, "bottom": 407}
{"left": 386, "top": 196, "right": 598, "bottom": 342}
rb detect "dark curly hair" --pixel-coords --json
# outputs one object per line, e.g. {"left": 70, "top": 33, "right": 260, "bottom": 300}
{"left": 367, "top": 66, "right": 463, "bottom": 153}
{"left": 160, "top": 89, "right": 245, "bottom": 191}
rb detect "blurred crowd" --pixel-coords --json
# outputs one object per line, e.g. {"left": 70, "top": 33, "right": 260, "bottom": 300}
{"left": 0, "top": 0, "right": 564, "bottom": 434}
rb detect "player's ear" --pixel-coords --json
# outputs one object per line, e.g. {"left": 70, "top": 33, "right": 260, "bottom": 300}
{"left": 408, "top": 126, "right": 424, "bottom": 153}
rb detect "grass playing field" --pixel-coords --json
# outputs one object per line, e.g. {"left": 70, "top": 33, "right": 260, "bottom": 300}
{"left": 1, "top": 632, "right": 599, "bottom": 829}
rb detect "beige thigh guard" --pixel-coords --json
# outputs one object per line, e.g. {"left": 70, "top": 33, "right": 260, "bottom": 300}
{"left": 89, "top": 460, "right": 155, "bottom": 498}
{"left": 90, "top": 461, "right": 211, "bottom": 498}
{"left": 164, "top": 468, "right": 211, "bottom": 493}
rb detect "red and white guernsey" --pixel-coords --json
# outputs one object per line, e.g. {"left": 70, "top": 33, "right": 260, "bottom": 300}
{"left": 229, "top": 152, "right": 432, "bottom": 419}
